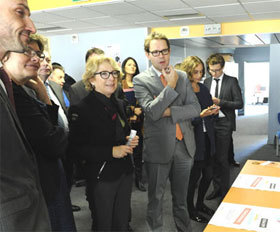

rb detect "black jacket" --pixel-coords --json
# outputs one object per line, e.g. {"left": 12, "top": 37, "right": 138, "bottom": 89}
{"left": 68, "top": 90, "right": 133, "bottom": 182}
{"left": 13, "top": 83, "right": 68, "bottom": 204}
{"left": 204, "top": 74, "right": 243, "bottom": 131}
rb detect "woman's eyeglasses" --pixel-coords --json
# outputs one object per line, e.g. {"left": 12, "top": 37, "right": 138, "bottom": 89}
{"left": 94, "top": 70, "right": 120, "bottom": 79}
{"left": 24, "top": 49, "right": 45, "bottom": 61}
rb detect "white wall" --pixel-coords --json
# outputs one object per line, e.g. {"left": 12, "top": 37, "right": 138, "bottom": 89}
{"left": 48, "top": 27, "right": 148, "bottom": 81}
{"left": 268, "top": 44, "right": 280, "bottom": 144}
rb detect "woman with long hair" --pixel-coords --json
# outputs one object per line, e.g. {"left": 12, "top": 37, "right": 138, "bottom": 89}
{"left": 121, "top": 57, "right": 146, "bottom": 191}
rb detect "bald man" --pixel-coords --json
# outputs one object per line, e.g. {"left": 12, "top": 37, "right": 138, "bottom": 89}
{"left": 0, "top": 0, "right": 50, "bottom": 230}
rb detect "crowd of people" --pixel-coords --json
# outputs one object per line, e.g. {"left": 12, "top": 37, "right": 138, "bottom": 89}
{"left": 0, "top": 0, "right": 243, "bottom": 231}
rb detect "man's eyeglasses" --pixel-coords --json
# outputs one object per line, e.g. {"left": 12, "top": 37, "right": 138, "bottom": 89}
{"left": 209, "top": 68, "right": 222, "bottom": 73}
{"left": 94, "top": 70, "right": 120, "bottom": 79}
{"left": 149, "top": 48, "right": 169, "bottom": 57}
{"left": 24, "top": 49, "right": 45, "bottom": 61}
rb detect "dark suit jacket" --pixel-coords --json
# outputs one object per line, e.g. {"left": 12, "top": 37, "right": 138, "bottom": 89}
{"left": 49, "top": 80, "right": 68, "bottom": 114}
{"left": 204, "top": 74, "right": 243, "bottom": 131}
{"left": 191, "top": 83, "right": 215, "bottom": 161}
{"left": 68, "top": 80, "right": 89, "bottom": 106}
{"left": 0, "top": 72, "right": 50, "bottom": 230}
{"left": 68, "top": 90, "right": 133, "bottom": 182}
{"left": 13, "top": 83, "right": 68, "bottom": 204}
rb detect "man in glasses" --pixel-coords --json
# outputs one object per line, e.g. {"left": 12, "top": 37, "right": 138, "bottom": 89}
{"left": 133, "top": 31, "right": 201, "bottom": 232}
{"left": 204, "top": 53, "right": 243, "bottom": 201}
{"left": 0, "top": 0, "right": 50, "bottom": 230}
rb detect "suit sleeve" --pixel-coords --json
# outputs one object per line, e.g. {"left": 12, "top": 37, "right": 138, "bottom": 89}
{"left": 219, "top": 77, "right": 243, "bottom": 110}
{"left": 133, "top": 74, "right": 178, "bottom": 121}
{"left": 14, "top": 87, "right": 67, "bottom": 160}
{"left": 169, "top": 75, "right": 201, "bottom": 123}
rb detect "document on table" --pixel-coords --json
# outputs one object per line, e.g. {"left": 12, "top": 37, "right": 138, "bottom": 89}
{"left": 232, "top": 174, "right": 280, "bottom": 192}
{"left": 209, "top": 202, "right": 280, "bottom": 231}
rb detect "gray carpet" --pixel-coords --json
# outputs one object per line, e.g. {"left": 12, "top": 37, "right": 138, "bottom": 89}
{"left": 71, "top": 113, "right": 280, "bottom": 232}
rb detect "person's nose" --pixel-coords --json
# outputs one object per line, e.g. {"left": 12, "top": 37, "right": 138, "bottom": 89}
{"left": 25, "top": 17, "right": 36, "bottom": 34}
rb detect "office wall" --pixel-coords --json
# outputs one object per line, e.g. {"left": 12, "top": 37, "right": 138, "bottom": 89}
{"left": 233, "top": 46, "right": 270, "bottom": 94}
{"left": 48, "top": 27, "right": 148, "bottom": 80}
{"left": 268, "top": 44, "right": 280, "bottom": 144}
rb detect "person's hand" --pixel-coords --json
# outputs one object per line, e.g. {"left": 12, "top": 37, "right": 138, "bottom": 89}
{"left": 134, "top": 107, "right": 142, "bottom": 116}
{"left": 126, "top": 135, "right": 139, "bottom": 148}
{"left": 212, "top": 97, "right": 220, "bottom": 105}
{"left": 25, "top": 76, "right": 44, "bottom": 91}
{"left": 162, "top": 66, "right": 178, "bottom": 89}
{"left": 112, "top": 145, "right": 133, "bottom": 158}
{"left": 162, "top": 107, "right": 171, "bottom": 117}
{"left": 26, "top": 76, "right": 52, "bottom": 105}
{"left": 200, "top": 108, "right": 213, "bottom": 118}
{"left": 209, "top": 104, "right": 220, "bottom": 115}
{"left": 130, "top": 115, "right": 137, "bottom": 122}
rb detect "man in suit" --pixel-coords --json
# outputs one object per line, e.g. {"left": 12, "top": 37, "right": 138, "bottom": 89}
{"left": 68, "top": 47, "right": 105, "bottom": 106}
{"left": 37, "top": 50, "right": 81, "bottom": 212}
{"left": 0, "top": 0, "right": 51, "bottom": 230}
{"left": 204, "top": 53, "right": 243, "bottom": 201}
{"left": 133, "top": 31, "right": 201, "bottom": 232}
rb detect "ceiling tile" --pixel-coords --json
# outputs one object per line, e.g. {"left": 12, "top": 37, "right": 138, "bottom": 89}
{"left": 129, "top": 0, "right": 189, "bottom": 11}
{"left": 251, "top": 11, "right": 280, "bottom": 20}
{"left": 31, "top": 12, "right": 72, "bottom": 23}
{"left": 182, "top": 0, "right": 238, "bottom": 8}
{"left": 195, "top": 4, "right": 246, "bottom": 17}
{"left": 87, "top": 2, "right": 144, "bottom": 15}
{"left": 210, "top": 14, "right": 251, "bottom": 23}
{"left": 114, "top": 12, "right": 163, "bottom": 23}
{"left": 52, "top": 20, "right": 97, "bottom": 29}
{"left": 243, "top": 1, "right": 280, "bottom": 13}
{"left": 49, "top": 6, "right": 105, "bottom": 19}
{"left": 81, "top": 16, "right": 128, "bottom": 27}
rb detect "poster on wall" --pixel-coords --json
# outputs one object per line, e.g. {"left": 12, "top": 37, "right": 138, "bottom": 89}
{"left": 96, "top": 44, "right": 121, "bottom": 67}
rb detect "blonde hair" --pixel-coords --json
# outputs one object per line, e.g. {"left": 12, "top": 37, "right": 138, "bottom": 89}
{"left": 181, "top": 56, "right": 205, "bottom": 81}
{"left": 83, "top": 56, "right": 123, "bottom": 91}
{"left": 144, "top": 31, "right": 170, "bottom": 53}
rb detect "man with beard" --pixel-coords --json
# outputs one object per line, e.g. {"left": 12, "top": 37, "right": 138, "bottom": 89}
{"left": 0, "top": 0, "right": 50, "bottom": 230}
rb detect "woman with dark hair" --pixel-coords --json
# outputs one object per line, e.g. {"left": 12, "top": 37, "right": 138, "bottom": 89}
{"left": 121, "top": 57, "right": 146, "bottom": 191}
{"left": 181, "top": 56, "right": 219, "bottom": 223}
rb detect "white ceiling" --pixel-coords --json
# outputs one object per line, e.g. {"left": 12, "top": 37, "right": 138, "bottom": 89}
{"left": 31, "top": 0, "right": 280, "bottom": 47}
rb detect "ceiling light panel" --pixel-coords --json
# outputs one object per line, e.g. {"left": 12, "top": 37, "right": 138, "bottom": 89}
{"left": 153, "top": 8, "right": 197, "bottom": 17}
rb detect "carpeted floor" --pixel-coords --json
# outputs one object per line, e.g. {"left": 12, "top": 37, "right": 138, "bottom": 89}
{"left": 71, "top": 113, "right": 280, "bottom": 232}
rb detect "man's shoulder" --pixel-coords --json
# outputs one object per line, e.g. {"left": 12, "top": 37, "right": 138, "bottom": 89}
{"left": 71, "top": 80, "right": 84, "bottom": 90}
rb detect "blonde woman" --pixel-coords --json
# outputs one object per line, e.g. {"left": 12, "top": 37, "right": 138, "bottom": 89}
{"left": 68, "top": 56, "right": 139, "bottom": 231}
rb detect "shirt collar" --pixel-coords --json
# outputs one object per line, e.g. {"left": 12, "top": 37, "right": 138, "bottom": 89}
{"left": 152, "top": 66, "right": 162, "bottom": 77}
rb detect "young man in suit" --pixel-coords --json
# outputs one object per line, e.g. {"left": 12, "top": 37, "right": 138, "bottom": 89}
{"left": 0, "top": 0, "right": 51, "bottom": 230}
{"left": 204, "top": 53, "right": 243, "bottom": 201}
{"left": 133, "top": 31, "right": 201, "bottom": 232}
